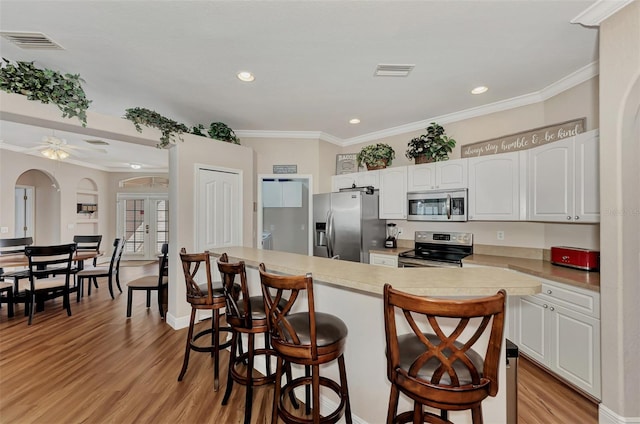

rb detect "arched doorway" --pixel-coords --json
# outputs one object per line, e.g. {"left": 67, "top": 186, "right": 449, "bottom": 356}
{"left": 15, "top": 169, "right": 60, "bottom": 244}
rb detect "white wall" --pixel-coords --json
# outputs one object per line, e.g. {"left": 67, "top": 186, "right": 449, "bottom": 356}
{"left": 598, "top": 2, "right": 640, "bottom": 421}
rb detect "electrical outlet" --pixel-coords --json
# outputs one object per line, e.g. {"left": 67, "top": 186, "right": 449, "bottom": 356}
{"left": 497, "top": 231, "right": 505, "bottom": 240}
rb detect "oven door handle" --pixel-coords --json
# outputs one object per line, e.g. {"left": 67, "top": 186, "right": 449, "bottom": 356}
{"left": 446, "top": 194, "right": 452, "bottom": 219}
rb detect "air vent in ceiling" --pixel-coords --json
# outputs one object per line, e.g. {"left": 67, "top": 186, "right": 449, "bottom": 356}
{"left": 374, "top": 64, "right": 415, "bottom": 77}
{"left": 0, "top": 31, "right": 63, "bottom": 50}
{"left": 84, "top": 139, "right": 110, "bottom": 146}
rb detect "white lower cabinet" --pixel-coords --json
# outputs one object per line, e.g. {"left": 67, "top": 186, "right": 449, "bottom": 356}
{"left": 369, "top": 253, "right": 398, "bottom": 268}
{"left": 514, "top": 277, "right": 600, "bottom": 399}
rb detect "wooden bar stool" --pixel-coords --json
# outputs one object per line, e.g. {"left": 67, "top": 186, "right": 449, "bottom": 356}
{"left": 259, "top": 263, "right": 352, "bottom": 424}
{"left": 383, "top": 284, "right": 506, "bottom": 424}
{"left": 178, "top": 248, "right": 234, "bottom": 390}
{"left": 217, "top": 253, "right": 283, "bottom": 424}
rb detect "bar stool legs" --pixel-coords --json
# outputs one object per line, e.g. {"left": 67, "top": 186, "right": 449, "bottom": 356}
{"left": 177, "top": 307, "right": 231, "bottom": 391}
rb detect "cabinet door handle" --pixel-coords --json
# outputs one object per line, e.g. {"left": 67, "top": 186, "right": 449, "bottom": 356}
{"left": 543, "top": 304, "right": 548, "bottom": 309}
{"left": 550, "top": 307, "right": 555, "bottom": 311}
{"left": 547, "top": 289, "right": 552, "bottom": 294}
{"left": 575, "top": 216, "right": 580, "bottom": 220}
{"left": 566, "top": 216, "right": 572, "bottom": 220}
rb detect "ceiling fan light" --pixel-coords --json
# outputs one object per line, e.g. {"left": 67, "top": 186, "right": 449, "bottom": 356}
{"left": 130, "top": 163, "right": 142, "bottom": 169}
{"left": 57, "top": 150, "right": 69, "bottom": 160}
{"left": 41, "top": 148, "right": 54, "bottom": 158}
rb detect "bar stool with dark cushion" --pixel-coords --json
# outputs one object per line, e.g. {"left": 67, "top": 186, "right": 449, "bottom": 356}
{"left": 217, "top": 253, "right": 281, "bottom": 424}
{"left": 383, "top": 284, "right": 506, "bottom": 424}
{"left": 178, "top": 248, "right": 234, "bottom": 391}
{"left": 259, "top": 263, "right": 352, "bottom": 424}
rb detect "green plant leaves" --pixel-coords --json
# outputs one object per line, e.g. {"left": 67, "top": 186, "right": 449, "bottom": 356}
{"left": 0, "top": 58, "right": 92, "bottom": 126}
{"left": 357, "top": 143, "right": 395, "bottom": 167}
{"left": 405, "top": 122, "right": 456, "bottom": 162}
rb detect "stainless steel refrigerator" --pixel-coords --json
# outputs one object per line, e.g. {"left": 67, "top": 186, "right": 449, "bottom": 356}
{"left": 313, "top": 188, "right": 386, "bottom": 263}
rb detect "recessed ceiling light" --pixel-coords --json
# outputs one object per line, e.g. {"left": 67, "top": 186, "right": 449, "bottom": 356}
{"left": 349, "top": 118, "right": 361, "bottom": 124}
{"left": 237, "top": 71, "right": 255, "bottom": 82}
{"left": 130, "top": 163, "right": 142, "bottom": 169}
{"left": 471, "top": 86, "right": 489, "bottom": 94}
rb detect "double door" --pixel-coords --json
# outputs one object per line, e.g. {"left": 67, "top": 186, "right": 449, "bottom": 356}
{"left": 117, "top": 194, "right": 169, "bottom": 260}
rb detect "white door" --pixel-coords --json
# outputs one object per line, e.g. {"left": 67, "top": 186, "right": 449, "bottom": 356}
{"left": 117, "top": 194, "right": 169, "bottom": 260}
{"left": 14, "top": 186, "right": 34, "bottom": 238}
{"left": 516, "top": 295, "right": 548, "bottom": 365}
{"left": 574, "top": 132, "right": 600, "bottom": 222}
{"left": 436, "top": 159, "right": 468, "bottom": 190}
{"left": 197, "top": 168, "right": 241, "bottom": 252}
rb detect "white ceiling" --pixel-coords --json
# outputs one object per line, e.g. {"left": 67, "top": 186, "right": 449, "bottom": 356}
{"left": 0, "top": 0, "right": 602, "bottom": 171}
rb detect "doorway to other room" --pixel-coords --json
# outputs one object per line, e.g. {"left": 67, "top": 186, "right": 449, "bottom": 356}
{"left": 258, "top": 175, "right": 312, "bottom": 255}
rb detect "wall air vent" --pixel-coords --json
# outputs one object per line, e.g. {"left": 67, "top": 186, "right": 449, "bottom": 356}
{"left": 374, "top": 64, "right": 415, "bottom": 77}
{"left": 0, "top": 31, "right": 63, "bottom": 50}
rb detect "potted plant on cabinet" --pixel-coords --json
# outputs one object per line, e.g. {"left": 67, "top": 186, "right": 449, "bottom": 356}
{"left": 356, "top": 143, "right": 395, "bottom": 170}
{"left": 405, "top": 122, "right": 456, "bottom": 164}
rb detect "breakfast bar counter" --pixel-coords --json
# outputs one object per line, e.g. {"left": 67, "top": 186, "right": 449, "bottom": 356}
{"left": 208, "top": 247, "right": 541, "bottom": 297}
{"left": 208, "top": 247, "right": 541, "bottom": 424}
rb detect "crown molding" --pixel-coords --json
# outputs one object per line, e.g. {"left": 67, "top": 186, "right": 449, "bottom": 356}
{"left": 234, "top": 130, "right": 343, "bottom": 146}
{"left": 539, "top": 61, "right": 600, "bottom": 101}
{"left": 571, "top": 0, "right": 635, "bottom": 26}
{"left": 237, "top": 62, "right": 600, "bottom": 147}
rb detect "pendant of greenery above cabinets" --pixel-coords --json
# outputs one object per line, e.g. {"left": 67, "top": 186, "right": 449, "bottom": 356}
{"left": 405, "top": 122, "right": 456, "bottom": 163}
{"left": 356, "top": 143, "right": 395, "bottom": 170}
{"left": 0, "top": 58, "right": 92, "bottom": 126}
{"left": 124, "top": 107, "right": 189, "bottom": 148}
{"left": 206, "top": 122, "right": 240, "bottom": 144}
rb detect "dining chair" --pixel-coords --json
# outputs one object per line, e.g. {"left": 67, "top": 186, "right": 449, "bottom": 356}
{"left": 76, "top": 238, "right": 125, "bottom": 299}
{"left": 126, "top": 243, "right": 169, "bottom": 318}
{"left": 73, "top": 235, "right": 102, "bottom": 267}
{"left": 0, "top": 281, "right": 14, "bottom": 318}
{"left": 0, "top": 237, "right": 33, "bottom": 282}
{"left": 22, "top": 243, "right": 77, "bottom": 325}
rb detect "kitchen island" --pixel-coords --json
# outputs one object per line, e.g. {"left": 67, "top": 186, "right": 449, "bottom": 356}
{"left": 209, "top": 247, "right": 541, "bottom": 424}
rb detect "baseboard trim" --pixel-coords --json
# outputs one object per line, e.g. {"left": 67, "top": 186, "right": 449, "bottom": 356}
{"left": 600, "top": 404, "right": 640, "bottom": 424}
{"left": 319, "top": 396, "right": 368, "bottom": 424}
{"left": 166, "top": 312, "right": 190, "bottom": 330}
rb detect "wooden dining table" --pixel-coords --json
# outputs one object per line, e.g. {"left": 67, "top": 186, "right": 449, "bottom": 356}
{"left": 0, "top": 250, "right": 102, "bottom": 270}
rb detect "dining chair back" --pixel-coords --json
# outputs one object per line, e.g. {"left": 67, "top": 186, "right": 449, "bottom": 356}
{"left": 383, "top": 284, "right": 506, "bottom": 424}
{"left": 73, "top": 235, "right": 102, "bottom": 267}
{"left": 126, "top": 243, "right": 169, "bottom": 318}
{"left": 23, "top": 243, "right": 77, "bottom": 325}
{"left": 76, "top": 238, "right": 125, "bottom": 299}
{"left": 0, "top": 237, "right": 33, "bottom": 280}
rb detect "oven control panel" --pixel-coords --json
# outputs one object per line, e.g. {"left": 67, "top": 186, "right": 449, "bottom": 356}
{"left": 415, "top": 231, "right": 473, "bottom": 246}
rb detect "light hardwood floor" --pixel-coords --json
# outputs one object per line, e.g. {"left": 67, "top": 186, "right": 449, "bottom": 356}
{"left": 0, "top": 263, "right": 598, "bottom": 423}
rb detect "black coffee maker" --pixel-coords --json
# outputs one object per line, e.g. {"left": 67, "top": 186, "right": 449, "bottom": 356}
{"left": 385, "top": 223, "right": 398, "bottom": 248}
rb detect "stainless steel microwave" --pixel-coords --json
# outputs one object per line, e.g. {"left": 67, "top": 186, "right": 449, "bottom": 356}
{"left": 407, "top": 189, "right": 468, "bottom": 221}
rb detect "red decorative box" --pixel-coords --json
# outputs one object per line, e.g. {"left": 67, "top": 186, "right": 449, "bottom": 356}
{"left": 551, "top": 246, "right": 600, "bottom": 271}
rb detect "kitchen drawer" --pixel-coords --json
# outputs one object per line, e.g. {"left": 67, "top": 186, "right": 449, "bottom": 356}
{"left": 539, "top": 279, "right": 600, "bottom": 319}
{"left": 370, "top": 253, "right": 398, "bottom": 268}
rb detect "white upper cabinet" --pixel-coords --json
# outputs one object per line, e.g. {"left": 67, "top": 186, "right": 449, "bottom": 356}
{"left": 262, "top": 180, "right": 302, "bottom": 208}
{"left": 331, "top": 170, "right": 380, "bottom": 192}
{"left": 407, "top": 158, "right": 467, "bottom": 192}
{"left": 379, "top": 166, "right": 407, "bottom": 219}
{"left": 528, "top": 130, "right": 599, "bottom": 222}
{"left": 468, "top": 151, "right": 526, "bottom": 220}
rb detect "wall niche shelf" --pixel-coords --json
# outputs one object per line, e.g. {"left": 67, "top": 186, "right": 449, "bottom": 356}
{"left": 76, "top": 179, "right": 99, "bottom": 233}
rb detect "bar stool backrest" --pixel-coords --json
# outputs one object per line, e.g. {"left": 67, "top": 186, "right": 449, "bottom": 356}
{"left": 258, "top": 263, "right": 318, "bottom": 361}
{"left": 216, "top": 253, "right": 251, "bottom": 329}
{"left": 384, "top": 284, "right": 506, "bottom": 397}
{"left": 179, "top": 248, "right": 214, "bottom": 306}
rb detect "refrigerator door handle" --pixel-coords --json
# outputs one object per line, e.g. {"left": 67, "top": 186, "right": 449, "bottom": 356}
{"left": 325, "top": 210, "right": 334, "bottom": 258}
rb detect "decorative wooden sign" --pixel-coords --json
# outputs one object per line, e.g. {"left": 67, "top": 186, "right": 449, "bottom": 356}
{"left": 336, "top": 153, "right": 359, "bottom": 174}
{"left": 461, "top": 118, "right": 586, "bottom": 158}
{"left": 273, "top": 164, "right": 297, "bottom": 174}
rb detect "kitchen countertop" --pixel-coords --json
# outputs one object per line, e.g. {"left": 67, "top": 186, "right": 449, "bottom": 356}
{"left": 369, "top": 247, "right": 599, "bottom": 292}
{"left": 209, "top": 247, "right": 540, "bottom": 297}
{"left": 463, "top": 254, "right": 600, "bottom": 292}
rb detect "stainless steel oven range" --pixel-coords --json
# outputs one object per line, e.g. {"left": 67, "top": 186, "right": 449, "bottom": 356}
{"left": 398, "top": 231, "right": 473, "bottom": 268}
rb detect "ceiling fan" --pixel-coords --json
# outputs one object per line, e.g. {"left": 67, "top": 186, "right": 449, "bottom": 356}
{"left": 24, "top": 135, "right": 108, "bottom": 160}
